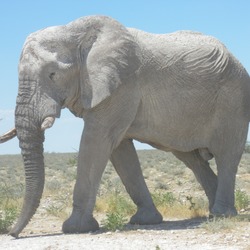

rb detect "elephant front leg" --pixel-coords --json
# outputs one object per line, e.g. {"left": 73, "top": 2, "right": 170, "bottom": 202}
{"left": 62, "top": 129, "right": 110, "bottom": 234}
{"left": 110, "top": 139, "right": 162, "bottom": 225}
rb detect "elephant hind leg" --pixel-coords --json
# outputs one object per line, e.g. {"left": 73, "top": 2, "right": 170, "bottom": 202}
{"left": 211, "top": 149, "right": 243, "bottom": 217}
{"left": 110, "top": 139, "right": 162, "bottom": 225}
{"left": 209, "top": 121, "right": 248, "bottom": 217}
{"left": 172, "top": 150, "right": 217, "bottom": 212}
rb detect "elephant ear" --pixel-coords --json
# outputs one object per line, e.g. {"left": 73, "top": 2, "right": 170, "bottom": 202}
{"left": 78, "top": 17, "right": 140, "bottom": 109}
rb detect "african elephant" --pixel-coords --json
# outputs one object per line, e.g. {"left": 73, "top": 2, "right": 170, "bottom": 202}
{"left": 1, "top": 15, "right": 250, "bottom": 238}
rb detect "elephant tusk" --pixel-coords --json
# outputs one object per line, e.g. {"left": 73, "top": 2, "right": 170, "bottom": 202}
{"left": 0, "top": 128, "right": 17, "bottom": 143}
{"left": 41, "top": 117, "right": 55, "bottom": 131}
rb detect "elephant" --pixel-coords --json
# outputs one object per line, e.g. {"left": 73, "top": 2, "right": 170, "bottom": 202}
{"left": 1, "top": 15, "right": 250, "bottom": 238}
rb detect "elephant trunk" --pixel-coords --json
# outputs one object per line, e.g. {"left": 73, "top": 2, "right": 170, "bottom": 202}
{"left": 9, "top": 143, "right": 44, "bottom": 238}
{"left": 9, "top": 103, "right": 46, "bottom": 238}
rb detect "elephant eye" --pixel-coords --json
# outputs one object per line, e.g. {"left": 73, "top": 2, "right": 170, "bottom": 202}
{"left": 49, "top": 72, "right": 56, "bottom": 81}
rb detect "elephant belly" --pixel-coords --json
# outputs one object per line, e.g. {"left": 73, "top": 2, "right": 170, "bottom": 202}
{"left": 126, "top": 126, "right": 206, "bottom": 152}
{"left": 126, "top": 107, "right": 212, "bottom": 153}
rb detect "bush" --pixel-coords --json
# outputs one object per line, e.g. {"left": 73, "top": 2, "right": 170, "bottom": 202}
{"left": 0, "top": 182, "right": 21, "bottom": 234}
{"left": 152, "top": 191, "right": 176, "bottom": 207}
{"left": 235, "top": 189, "right": 249, "bottom": 211}
{"left": 0, "top": 206, "right": 18, "bottom": 234}
{"left": 99, "top": 192, "right": 135, "bottom": 232}
{"left": 102, "top": 211, "right": 127, "bottom": 231}
{"left": 107, "top": 193, "right": 135, "bottom": 215}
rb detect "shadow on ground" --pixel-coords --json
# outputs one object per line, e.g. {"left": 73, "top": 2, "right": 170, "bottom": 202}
{"left": 12, "top": 214, "right": 250, "bottom": 239}
{"left": 123, "top": 216, "right": 208, "bottom": 231}
{"left": 15, "top": 217, "right": 208, "bottom": 239}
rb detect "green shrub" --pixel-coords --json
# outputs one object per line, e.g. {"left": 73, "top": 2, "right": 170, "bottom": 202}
{"left": 102, "top": 211, "right": 127, "bottom": 231}
{"left": 0, "top": 182, "right": 21, "bottom": 234}
{"left": 99, "top": 192, "right": 135, "bottom": 232}
{"left": 0, "top": 206, "right": 18, "bottom": 234}
{"left": 152, "top": 191, "right": 176, "bottom": 207}
{"left": 67, "top": 155, "right": 77, "bottom": 166}
{"left": 235, "top": 189, "right": 249, "bottom": 210}
{"left": 107, "top": 193, "right": 135, "bottom": 215}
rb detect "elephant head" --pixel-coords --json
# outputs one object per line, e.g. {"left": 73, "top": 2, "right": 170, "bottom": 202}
{"left": 1, "top": 15, "right": 139, "bottom": 237}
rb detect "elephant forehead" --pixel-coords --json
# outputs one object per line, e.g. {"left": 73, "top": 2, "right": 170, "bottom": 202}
{"left": 21, "top": 30, "right": 75, "bottom": 68}
{"left": 19, "top": 47, "right": 56, "bottom": 76}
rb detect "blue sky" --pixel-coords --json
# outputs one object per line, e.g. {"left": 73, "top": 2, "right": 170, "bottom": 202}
{"left": 0, "top": 1, "right": 250, "bottom": 154}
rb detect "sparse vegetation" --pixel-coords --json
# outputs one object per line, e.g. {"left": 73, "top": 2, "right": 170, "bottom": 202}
{"left": 200, "top": 217, "right": 235, "bottom": 233}
{"left": 0, "top": 182, "right": 22, "bottom": 233}
{"left": 0, "top": 150, "right": 249, "bottom": 234}
{"left": 0, "top": 205, "right": 18, "bottom": 233}
{"left": 97, "top": 191, "right": 135, "bottom": 231}
{"left": 235, "top": 189, "right": 249, "bottom": 211}
{"left": 200, "top": 214, "right": 250, "bottom": 233}
{"left": 152, "top": 191, "right": 176, "bottom": 207}
{"left": 102, "top": 211, "right": 127, "bottom": 231}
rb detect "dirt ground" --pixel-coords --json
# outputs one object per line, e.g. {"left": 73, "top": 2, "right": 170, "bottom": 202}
{"left": 0, "top": 214, "right": 249, "bottom": 250}
{"left": 0, "top": 152, "right": 249, "bottom": 249}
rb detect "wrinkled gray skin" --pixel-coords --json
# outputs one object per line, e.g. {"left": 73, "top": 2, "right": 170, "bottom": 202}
{"left": 8, "top": 15, "right": 250, "bottom": 237}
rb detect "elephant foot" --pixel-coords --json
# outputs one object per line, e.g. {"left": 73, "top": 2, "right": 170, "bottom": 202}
{"left": 62, "top": 211, "right": 99, "bottom": 234}
{"left": 210, "top": 203, "right": 237, "bottom": 218}
{"left": 130, "top": 206, "right": 163, "bottom": 225}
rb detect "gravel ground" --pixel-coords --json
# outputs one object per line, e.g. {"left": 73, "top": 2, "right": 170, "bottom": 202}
{"left": 1, "top": 217, "right": 249, "bottom": 250}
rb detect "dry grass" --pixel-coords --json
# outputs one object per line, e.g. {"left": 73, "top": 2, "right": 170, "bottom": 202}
{"left": 158, "top": 203, "right": 207, "bottom": 219}
{"left": 200, "top": 214, "right": 250, "bottom": 233}
{"left": 0, "top": 150, "right": 249, "bottom": 233}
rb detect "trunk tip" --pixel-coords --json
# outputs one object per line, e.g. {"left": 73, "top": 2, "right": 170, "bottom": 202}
{"left": 9, "top": 229, "right": 19, "bottom": 239}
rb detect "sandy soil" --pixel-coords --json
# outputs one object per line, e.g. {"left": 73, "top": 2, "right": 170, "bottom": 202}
{"left": 0, "top": 216, "right": 249, "bottom": 250}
